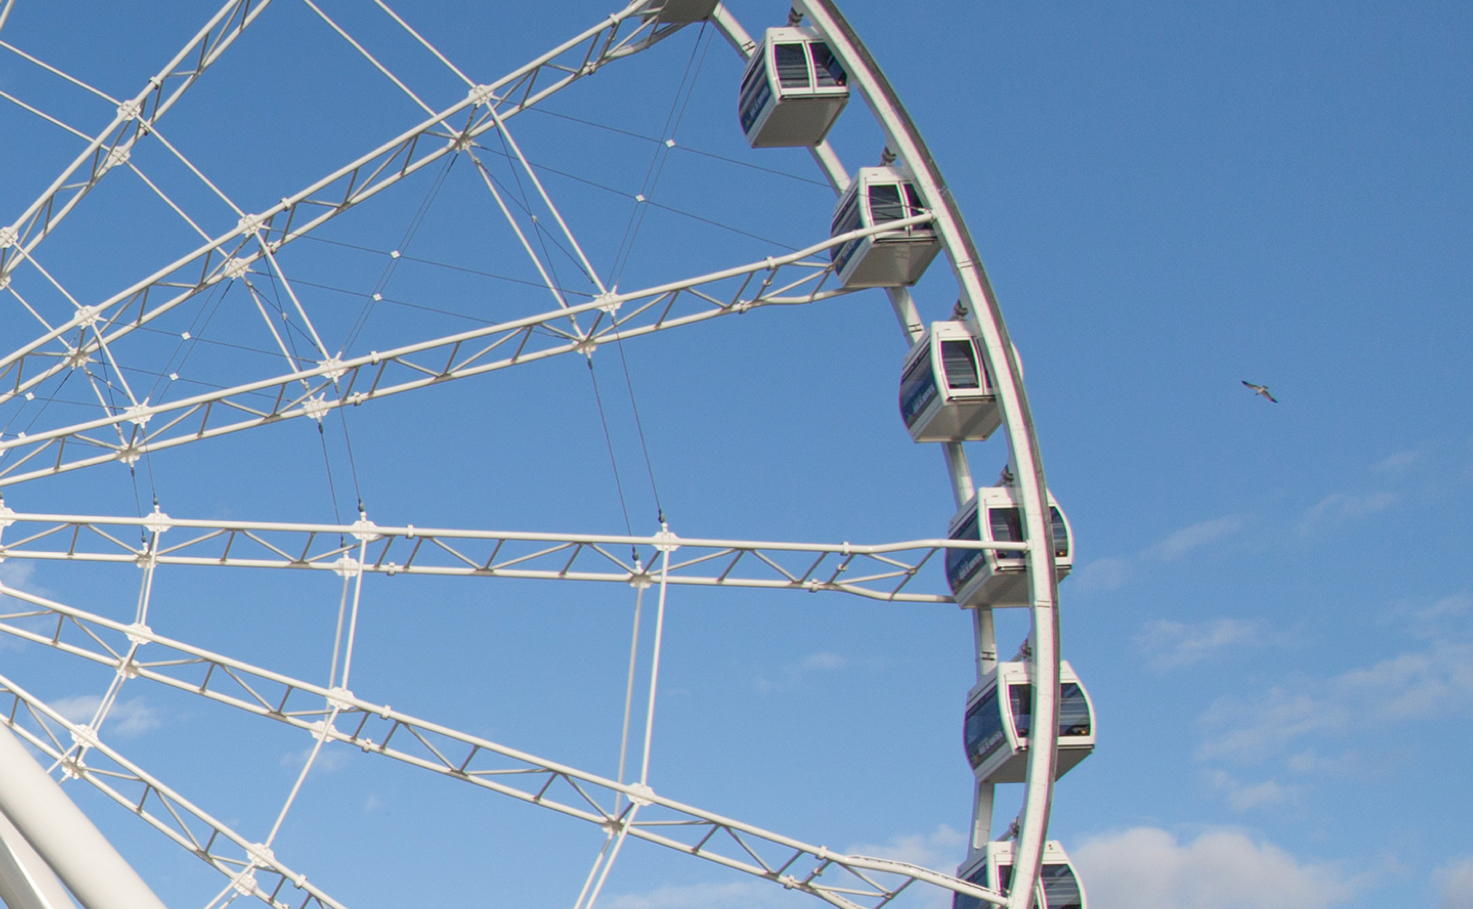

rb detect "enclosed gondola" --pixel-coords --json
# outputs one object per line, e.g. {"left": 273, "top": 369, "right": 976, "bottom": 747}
{"left": 829, "top": 166, "right": 941, "bottom": 288}
{"left": 963, "top": 660, "right": 1094, "bottom": 784}
{"left": 953, "top": 841, "right": 1087, "bottom": 909}
{"left": 945, "top": 485, "right": 1072, "bottom": 609}
{"left": 899, "top": 322, "right": 1000, "bottom": 442}
{"left": 644, "top": 0, "right": 719, "bottom": 24}
{"left": 738, "top": 27, "right": 849, "bottom": 147}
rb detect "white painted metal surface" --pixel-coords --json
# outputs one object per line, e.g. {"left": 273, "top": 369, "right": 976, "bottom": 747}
{"left": 0, "top": 2, "right": 1086, "bottom": 908}
{"left": 0, "top": 724, "right": 165, "bottom": 909}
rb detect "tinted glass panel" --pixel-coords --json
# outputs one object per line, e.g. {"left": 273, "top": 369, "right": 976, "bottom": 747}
{"left": 941, "top": 340, "right": 981, "bottom": 389}
{"left": 945, "top": 508, "right": 986, "bottom": 593}
{"left": 830, "top": 192, "right": 864, "bottom": 271}
{"left": 1041, "top": 863, "right": 1083, "bottom": 909}
{"left": 1059, "top": 683, "right": 1091, "bottom": 737}
{"left": 810, "top": 41, "right": 847, "bottom": 86}
{"left": 775, "top": 43, "right": 810, "bottom": 88}
{"left": 951, "top": 861, "right": 991, "bottom": 909}
{"left": 868, "top": 184, "right": 905, "bottom": 223}
{"left": 900, "top": 353, "right": 940, "bottom": 426}
{"left": 1008, "top": 682, "right": 1091, "bottom": 740}
{"left": 1050, "top": 506, "right": 1069, "bottom": 558}
{"left": 997, "top": 864, "right": 1013, "bottom": 891}
{"left": 1009, "top": 683, "right": 1032, "bottom": 740}
{"left": 989, "top": 506, "right": 1025, "bottom": 562}
{"left": 964, "top": 687, "right": 1008, "bottom": 769}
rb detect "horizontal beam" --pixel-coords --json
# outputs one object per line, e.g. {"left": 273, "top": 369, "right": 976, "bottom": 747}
{"left": 0, "top": 499, "right": 1020, "bottom": 601}
{"left": 0, "top": 581, "right": 1004, "bottom": 909}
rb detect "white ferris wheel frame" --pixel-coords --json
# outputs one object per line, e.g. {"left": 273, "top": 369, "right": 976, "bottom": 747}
{"left": 0, "top": 2, "right": 1072, "bottom": 909}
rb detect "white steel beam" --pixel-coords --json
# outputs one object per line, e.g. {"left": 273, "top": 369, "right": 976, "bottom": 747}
{"left": 0, "top": 679, "right": 346, "bottom": 909}
{"left": 0, "top": 218, "right": 932, "bottom": 487}
{"left": 0, "top": 508, "right": 1009, "bottom": 602}
{"left": 0, "top": 0, "right": 670, "bottom": 413}
{"left": 0, "top": 723, "right": 165, "bottom": 909}
{"left": 0, "top": 809, "right": 75, "bottom": 909}
{"left": 0, "top": 0, "right": 275, "bottom": 283}
{"left": 0, "top": 584, "right": 1005, "bottom": 909}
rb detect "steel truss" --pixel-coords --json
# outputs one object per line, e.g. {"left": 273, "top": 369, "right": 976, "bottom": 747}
{"left": 0, "top": 581, "right": 1004, "bottom": 909}
{"left": 0, "top": 509, "right": 1019, "bottom": 601}
{"left": 0, "top": 2, "right": 1074, "bottom": 909}
{"left": 0, "top": 215, "right": 931, "bottom": 486}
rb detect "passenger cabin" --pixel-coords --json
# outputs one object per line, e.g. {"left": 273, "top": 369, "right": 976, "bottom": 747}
{"left": 830, "top": 167, "right": 941, "bottom": 288}
{"left": 739, "top": 27, "right": 849, "bottom": 147}
{"left": 946, "top": 485, "right": 1071, "bottom": 609}
{"left": 953, "top": 842, "right": 1086, "bottom": 909}
{"left": 643, "top": 0, "right": 718, "bottom": 24}
{"left": 963, "top": 660, "right": 1094, "bottom": 784}
{"left": 900, "top": 322, "right": 1000, "bottom": 442}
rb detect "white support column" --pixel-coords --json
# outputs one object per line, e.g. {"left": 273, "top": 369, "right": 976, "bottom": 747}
{"left": 0, "top": 810, "right": 75, "bottom": 909}
{"left": 0, "top": 725, "right": 167, "bottom": 909}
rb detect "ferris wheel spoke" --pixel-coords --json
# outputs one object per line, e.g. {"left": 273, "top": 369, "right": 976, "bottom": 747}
{"left": 0, "top": 0, "right": 671, "bottom": 413}
{"left": 0, "top": 509, "right": 1014, "bottom": 601}
{"left": 0, "top": 0, "right": 273, "bottom": 284}
{"left": 0, "top": 584, "right": 1003, "bottom": 909}
{"left": 0, "top": 222, "right": 937, "bottom": 487}
{"left": 0, "top": 676, "right": 351, "bottom": 909}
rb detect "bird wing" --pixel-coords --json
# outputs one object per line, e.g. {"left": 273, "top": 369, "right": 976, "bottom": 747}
{"left": 1265, "top": 390, "right": 1278, "bottom": 403}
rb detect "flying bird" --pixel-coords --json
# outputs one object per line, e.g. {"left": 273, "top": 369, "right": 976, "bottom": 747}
{"left": 1241, "top": 381, "right": 1278, "bottom": 403}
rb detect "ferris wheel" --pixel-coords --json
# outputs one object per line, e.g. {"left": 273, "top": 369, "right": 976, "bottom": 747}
{"left": 0, "top": 2, "right": 1092, "bottom": 909}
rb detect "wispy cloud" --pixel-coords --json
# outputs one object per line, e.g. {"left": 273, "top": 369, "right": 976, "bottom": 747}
{"left": 1144, "top": 515, "right": 1246, "bottom": 562}
{"left": 1375, "top": 449, "right": 1421, "bottom": 472}
{"left": 606, "top": 828, "right": 963, "bottom": 909}
{"left": 1073, "top": 557, "right": 1131, "bottom": 593}
{"left": 280, "top": 742, "right": 352, "bottom": 773}
{"left": 1206, "top": 770, "right": 1296, "bottom": 811}
{"left": 1298, "top": 491, "right": 1396, "bottom": 535}
{"left": 756, "top": 651, "right": 848, "bottom": 693}
{"left": 846, "top": 824, "right": 964, "bottom": 871}
{"left": 1436, "top": 856, "right": 1473, "bottom": 909}
{"left": 605, "top": 880, "right": 786, "bottom": 909}
{"left": 51, "top": 694, "right": 161, "bottom": 737}
{"left": 1136, "top": 618, "right": 1269, "bottom": 669}
{"left": 1072, "top": 827, "right": 1360, "bottom": 909}
{"left": 1196, "top": 641, "right": 1473, "bottom": 765}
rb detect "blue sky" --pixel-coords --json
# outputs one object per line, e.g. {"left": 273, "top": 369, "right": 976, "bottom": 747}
{"left": 0, "top": 2, "right": 1470, "bottom": 909}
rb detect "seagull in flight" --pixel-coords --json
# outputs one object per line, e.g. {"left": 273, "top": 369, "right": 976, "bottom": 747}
{"left": 1241, "top": 381, "right": 1278, "bottom": 403}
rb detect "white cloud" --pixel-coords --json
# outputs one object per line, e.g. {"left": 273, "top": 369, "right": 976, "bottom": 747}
{"left": 1298, "top": 491, "right": 1396, "bottom": 535}
{"left": 604, "top": 880, "right": 798, "bottom": 909}
{"left": 846, "top": 824, "right": 964, "bottom": 871}
{"left": 1144, "top": 516, "right": 1245, "bottom": 562}
{"left": 1073, "top": 558, "right": 1131, "bottom": 593}
{"left": 1197, "top": 641, "right": 1473, "bottom": 764}
{"left": 1137, "top": 618, "right": 1266, "bottom": 669}
{"left": 0, "top": 561, "right": 39, "bottom": 595}
{"left": 757, "top": 651, "right": 848, "bottom": 692}
{"left": 1206, "top": 770, "right": 1295, "bottom": 811}
{"left": 51, "top": 694, "right": 161, "bottom": 737}
{"left": 1437, "top": 856, "right": 1473, "bottom": 909}
{"left": 799, "top": 652, "right": 846, "bottom": 671}
{"left": 1072, "top": 827, "right": 1358, "bottom": 909}
{"left": 280, "top": 742, "right": 351, "bottom": 773}
{"left": 1375, "top": 449, "right": 1420, "bottom": 472}
{"left": 607, "top": 828, "right": 964, "bottom": 909}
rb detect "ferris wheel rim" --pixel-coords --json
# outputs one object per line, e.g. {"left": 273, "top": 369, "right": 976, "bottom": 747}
{"left": 0, "top": 3, "right": 1072, "bottom": 909}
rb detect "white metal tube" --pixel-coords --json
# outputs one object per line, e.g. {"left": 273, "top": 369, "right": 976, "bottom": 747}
{"left": 0, "top": 724, "right": 167, "bottom": 909}
{"left": 0, "top": 809, "right": 75, "bottom": 909}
